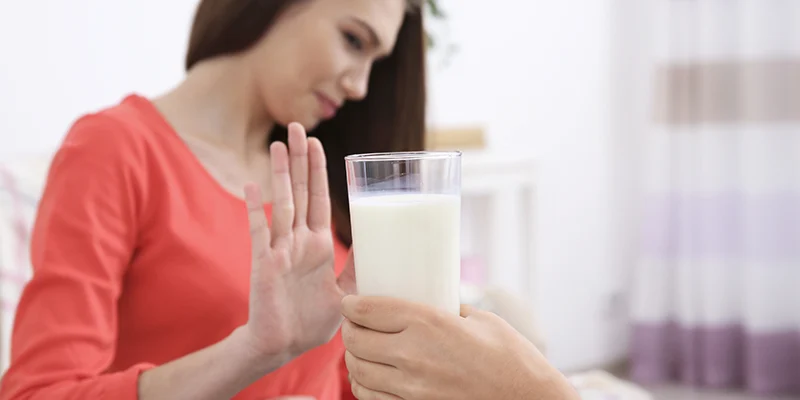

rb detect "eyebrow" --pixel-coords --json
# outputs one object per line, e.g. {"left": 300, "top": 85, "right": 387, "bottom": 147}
{"left": 349, "top": 17, "right": 382, "bottom": 50}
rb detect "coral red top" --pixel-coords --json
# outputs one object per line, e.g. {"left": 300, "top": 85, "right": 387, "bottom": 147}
{"left": 0, "top": 95, "right": 355, "bottom": 400}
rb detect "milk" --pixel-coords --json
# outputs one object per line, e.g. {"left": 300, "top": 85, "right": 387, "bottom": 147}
{"left": 349, "top": 193, "right": 461, "bottom": 315}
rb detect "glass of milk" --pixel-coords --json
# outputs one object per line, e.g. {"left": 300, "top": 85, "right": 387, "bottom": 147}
{"left": 345, "top": 151, "right": 462, "bottom": 315}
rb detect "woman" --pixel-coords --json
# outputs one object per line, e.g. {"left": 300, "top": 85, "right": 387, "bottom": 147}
{"left": 0, "top": 0, "right": 424, "bottom": 399}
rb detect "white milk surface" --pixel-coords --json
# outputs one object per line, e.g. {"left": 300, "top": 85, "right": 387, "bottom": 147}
{"left": 349, "top": 192, "right": 461, "bottom": 315}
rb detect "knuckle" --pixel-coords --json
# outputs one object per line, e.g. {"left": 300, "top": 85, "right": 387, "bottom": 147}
{"left": 309, "top": 190, "right": 329, "bottom": 200}
{"left": 290, "top": 149, "right": 308, "bottom": 157}
{"left": 422, "top": 309, "right": 447, "bottom": 327}
{"left": 247, "top": 220, "right": 267, "bottom": 235}
{"left": 253, "top": 247, "right": 269, "bottom": 262}
{"left": 344, "top": 351, "right": 361, "bottom": 378}
{"left": 278, "top": 201, "right": 295, "bottom": 214}
{"left": 390, "top": 338, "right": 425, "bottom": 372}
{"left": 341, "top": 322, "right": 357, "bottom": 349}
{"left": 268, "top": 245, "right": 291, "bottom": 267}
{"left": 350, "top": 380, "right": 365, "bottom": 399}
{"left": 392, "top": 345, "right": 415, "bottom": 369}
{"left": 273, "top": 192, "right": 293, "bottom": 205}
{"left": 406, "top": 379, "right": 429, "bottom": 400}
{"left": 271, "top": 233, "right": 293, "bottom": 248}
{"left": 246, "top": 205, "right": 264, "bottom": 215}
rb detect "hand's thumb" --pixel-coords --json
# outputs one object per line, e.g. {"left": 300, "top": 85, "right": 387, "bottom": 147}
{"left": 460, "top": 304, "right": 478, "bottom": 318}
{"left": 337, "top": 249, "right": 357, "bottom": 296}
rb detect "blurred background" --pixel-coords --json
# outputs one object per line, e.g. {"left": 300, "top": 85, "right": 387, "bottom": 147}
{"left": 1, "top": 0, "right": 798, "bottom": 399}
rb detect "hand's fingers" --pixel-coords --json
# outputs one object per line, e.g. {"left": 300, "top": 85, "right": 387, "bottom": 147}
{"left": 341, "top": 319, "right": 398, "bottom": 365}
{"left": 341, "top": 296, "right": 416, "bottom": 333}
{"left": 244, "top": 183, "right": 271, "bottom": 264}
{"left": 345, "top": 352, "right": 404, "bottom": 400}
{"left": 269, "top": 141, "right": 294, "bottom": 244}
{"left": 460, "top": 304, "right": 476, "bottom": 318}
{"left": 336, "top": 249, "right": 357, "bottom": 296}
{"left": 287, "top": 122, "right": 309, "bottom": 228}
{"left": 350, "top": 380, "right": 403, "bottom": 400}
{"left": 306, "top": 137, "right": 331, "bottom": 230}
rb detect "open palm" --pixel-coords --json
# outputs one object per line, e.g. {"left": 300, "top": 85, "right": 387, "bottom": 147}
{"left": 243, "top": 122, "right": 356, "bottom": 359}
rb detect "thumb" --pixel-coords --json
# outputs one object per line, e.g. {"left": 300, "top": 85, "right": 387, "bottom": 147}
{"left": 460, "top": 304, "right": 478, "bottom": 318}
{"left": 337, "top": 249, "right": 357, "bottom": 296}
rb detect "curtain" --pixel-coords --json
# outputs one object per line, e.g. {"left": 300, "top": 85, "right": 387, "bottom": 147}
{"left": 629, "top": 0, "right": 800, "bottom": 395}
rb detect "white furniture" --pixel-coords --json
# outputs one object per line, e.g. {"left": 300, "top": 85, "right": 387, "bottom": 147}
{"left": 460, "top": 151, "right": 538, "bottom": 304}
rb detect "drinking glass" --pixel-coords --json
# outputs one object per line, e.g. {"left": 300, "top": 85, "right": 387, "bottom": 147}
{"left": 344, "top": 151, "right": 462, "bottom": 315}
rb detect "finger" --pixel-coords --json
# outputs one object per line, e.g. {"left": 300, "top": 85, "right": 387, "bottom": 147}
{"left": 341, "top": 319, "right": 397, "bottom": 365}
{"left": 460, "top": 304, "right": 476, "bottom": 318}
{"left": 350, "top": 379, "right": 403, "bottom": 400}
{"left": 336, "top": 249, "right": 357, "bottom": 296}
{"left": 306, "top": 137, "right": 331, "bottom": 230}
{"left": 341, "top": 296, "right": 417, "bottom": 333}
{"left": 269, "top": 141, "right": 294, "bottom": 244}
{"left": 287, "top": 122, "right": 309, "bottom": 228}
{"left": 244, "top": 183, "right": 271, "bottom": 263}
{"left": 346, "top": 351, "right": 403, "bottom": 399}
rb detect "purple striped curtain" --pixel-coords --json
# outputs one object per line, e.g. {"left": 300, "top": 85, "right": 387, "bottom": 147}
{"left": 629, "top": 0, "right": 800, "bottom": 395}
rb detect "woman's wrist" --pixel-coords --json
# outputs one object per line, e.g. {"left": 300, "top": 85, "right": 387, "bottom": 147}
{"left": 136, "top": 326, "right": 295, "bottom": 399}
{"left": 520, "top": 369, "right": 580, "bottom": 400}
{"left": 512, "top": 349, "right": 580, "bottom": 400}
{"left": 226, "top": 325, "right": 293, "bottom": 376}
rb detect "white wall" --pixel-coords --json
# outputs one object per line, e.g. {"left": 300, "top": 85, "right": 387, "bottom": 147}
{"left": 0, "top": 0, "right": 632, "bottom": 372}
{"left": 0, "top": 0, "right": 198, "bottom": 158}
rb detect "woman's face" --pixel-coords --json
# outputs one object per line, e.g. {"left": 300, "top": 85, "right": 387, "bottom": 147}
{"left": 249, "top": 0, "right": 407, "bottom": 130}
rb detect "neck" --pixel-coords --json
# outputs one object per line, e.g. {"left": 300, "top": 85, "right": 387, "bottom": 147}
{"left": 154, "top": 55, "right": 273, "bottom": 161}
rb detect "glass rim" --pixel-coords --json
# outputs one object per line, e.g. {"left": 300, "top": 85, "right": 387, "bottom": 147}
{"left": 344, "top": 151, "right": 461, "bottom": 162}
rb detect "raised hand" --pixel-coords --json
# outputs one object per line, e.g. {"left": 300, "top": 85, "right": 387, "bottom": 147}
{"left": 242, "top": 122, "right": 355, "bottom": 361}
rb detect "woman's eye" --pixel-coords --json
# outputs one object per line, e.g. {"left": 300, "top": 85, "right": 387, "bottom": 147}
{"left": 343, "top": 32, "right": 364, "bottom": 51}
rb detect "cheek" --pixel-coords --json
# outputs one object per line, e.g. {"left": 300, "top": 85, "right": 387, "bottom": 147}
{"left": 300, "top": 52, "right": 348, "bottom": 93}
{"left": 257, "top": 72, "right": 292, "bottom": 116}
{"left": 303, "top": 35, "right": 355, "bottom": 85}
{"left": 254, "top": 53, "right": 311, "bottom": 122}
{"left": 256, "top": 39, "right": 351, "bottom": 127}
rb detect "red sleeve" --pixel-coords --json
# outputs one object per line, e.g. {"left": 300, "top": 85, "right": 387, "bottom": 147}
{"left": 0, "top": 115, "right": 155, "bottom": 400}
{"left": 339, "top": 353, "right": 356, "bottom": 400}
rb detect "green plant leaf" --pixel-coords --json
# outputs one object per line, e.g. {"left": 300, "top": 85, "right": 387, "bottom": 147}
{"left": 424, "top": 0, "right": 447, "bottom": 53}
{"left": 425, "top": 31, "right": 435, "bottom": 49}
{"left": 427, "top": 0, "right": 446, "bottom": 19}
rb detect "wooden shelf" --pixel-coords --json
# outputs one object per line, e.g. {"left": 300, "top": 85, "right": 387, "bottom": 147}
{"left": 426, "top": 126, "right": 486, "bottom": 151}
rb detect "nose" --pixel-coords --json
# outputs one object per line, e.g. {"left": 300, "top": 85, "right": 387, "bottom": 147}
{"left": 341, "top": 63, "right": 371, "bottom": 101}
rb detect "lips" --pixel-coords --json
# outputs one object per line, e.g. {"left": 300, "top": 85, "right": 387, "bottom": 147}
{"left": 316, "top": 93, "right": 341, "bottom": 119}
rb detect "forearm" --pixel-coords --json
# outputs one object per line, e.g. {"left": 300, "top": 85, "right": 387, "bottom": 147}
{"left": 137, "top": 326, "right": 290, "bottom": 400}
{"left": 519, "top": 370, "right": 581, "bottom": 400}
{"left": 534, "top": 378, "right": 580, "bottom": 400}
{"left": 512, "top": 347, "right": 580, "bottom": 400}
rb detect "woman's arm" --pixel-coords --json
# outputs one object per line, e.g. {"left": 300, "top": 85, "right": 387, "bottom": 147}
{"left": 137, "top": 326, "right": 290, "bottom": 400}
{"left": 0, "top": 115, "right": 288, "bottom": 400}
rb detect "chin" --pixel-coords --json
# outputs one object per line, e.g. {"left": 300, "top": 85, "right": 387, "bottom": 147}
{"left": 297, "top": 114, "right": 323, "bottom": 132}
{"left": 275, "top": 114, "right": 320, "bottom": 132}
{"left": 305, "top": 118, "right": 322, "bottom": 131}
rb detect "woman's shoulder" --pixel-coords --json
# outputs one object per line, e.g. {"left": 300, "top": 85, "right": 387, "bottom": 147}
{"left": 57, "top": 94, "right": 171, "bottom": 167}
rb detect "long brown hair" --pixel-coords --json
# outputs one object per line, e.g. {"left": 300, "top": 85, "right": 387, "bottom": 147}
{"left": 186, "top": 0, "right": 426, "bottom": 245}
